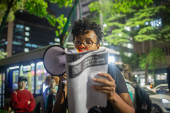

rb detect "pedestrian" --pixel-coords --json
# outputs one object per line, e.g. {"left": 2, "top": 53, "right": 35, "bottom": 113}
{"left": 10, "top": 76, "right": 35, "bottom": 113}
{"left": 41, "top": 75, "right": 59, "bottom": 113}
{"left": 53, "top": 18, "right": 135, "bottom": 113}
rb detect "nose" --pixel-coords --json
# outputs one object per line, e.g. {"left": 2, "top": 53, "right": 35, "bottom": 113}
{"left": 79, "top": 43, "right": 86, "bottom": 49}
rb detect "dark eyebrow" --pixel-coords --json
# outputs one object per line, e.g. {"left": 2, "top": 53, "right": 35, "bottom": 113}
{"left": 85, "top": 37, "right": 93, "bottom": 40}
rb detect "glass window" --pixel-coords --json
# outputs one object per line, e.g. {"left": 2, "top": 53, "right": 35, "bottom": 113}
{"left": 25, "top": 32, "right": 30, "bottom": 36}
{"left": 25, "top": 37, "right": 29, "bottom": 41}
{"left": 20, "top": 64, "right": 35, "bottom": 93}
{"left": 32, "top": 44, "right": 38, "bottom": 48}
{"left": 2, "top": 74, "right": 5, "bottom": 95}
{"left": 55, "top": 38, "right": 60, "bottom": 42}
{"left": 36, "top": 62, "right": 49, "bottom": 94}
{"left": 25, "top": 43, "right": 32, "bottom": 47}
{"left": 25, "top": 26, "right": 30, "bottom": 31}
{"left": 0, "top": 73, "right": 3, "bottom": 94}
{"left": 12, "top": 70, "right": 19, "bottom": 91}
{"left": 16, "top": 24, "right": 24, "bottom": 29}
{"left": 49, "top": 42, "right": 54, "bottom": 45}
{"left": 24, "top": 48, "right": 29, "bottom": 52}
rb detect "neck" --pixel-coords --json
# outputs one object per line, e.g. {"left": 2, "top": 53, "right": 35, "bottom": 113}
{"left": 18, "top": 88, "right": 25, "bottom": 90}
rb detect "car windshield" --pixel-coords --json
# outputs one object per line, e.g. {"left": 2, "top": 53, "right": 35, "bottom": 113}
{"left": 142, "top": 87, "right": 156, "bottom": 95}
{"left": 156, "top": 85, "right": 169, "bottom": 94}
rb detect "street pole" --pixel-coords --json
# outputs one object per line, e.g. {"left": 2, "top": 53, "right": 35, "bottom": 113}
{"left": 60, "top": 0, "right": 79, "bottom": 48}
{"left": 99, "top": 0, "right": 104, "bottom": 46}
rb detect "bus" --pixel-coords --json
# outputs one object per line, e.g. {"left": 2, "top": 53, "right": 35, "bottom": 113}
{"left": 0, "top": 45, "right": 120, "bottom": 112}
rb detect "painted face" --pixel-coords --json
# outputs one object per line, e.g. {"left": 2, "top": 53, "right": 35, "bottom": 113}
{"left": 50, "top": 79, "right": 56, "bottom": 88}
{"left": 18, "top": 81, "right": 27, "bottom": 90}
{"left": 74, "top": 30, "right": 100, "bottom": 52}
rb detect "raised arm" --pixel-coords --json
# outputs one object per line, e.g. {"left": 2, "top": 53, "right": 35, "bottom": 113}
{"left": 52, "top": 82, "right": 67, "bottom": 113}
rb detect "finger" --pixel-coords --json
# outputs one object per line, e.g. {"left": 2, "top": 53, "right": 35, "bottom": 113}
{"left": 94, "top": 89, "right": 110, "bottom": 94}
{"left": 98, "top": 73, "right": 114, "bottom": 82}
{"left": 63, "top": 76, "right": 67, "bottom": 80}
{"left": 92, "top": 85, "right": 115, "bottom": 91}
{"left": 93, "top": 78, "right": 112, "bottom": 86}
{"left": 63, "top": 73, "right": 67, "bottom": 77}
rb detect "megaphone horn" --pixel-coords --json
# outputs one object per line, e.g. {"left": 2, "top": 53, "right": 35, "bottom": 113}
{"left": 43, "top": 45, "right": 66, "bottom": 76}
{"left": 54, "top": 54, "right": 66, "bottom": 65}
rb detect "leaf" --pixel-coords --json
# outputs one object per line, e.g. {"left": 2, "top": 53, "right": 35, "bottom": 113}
{"left": 55, "top": 31, "right": 59, "bottom": 36}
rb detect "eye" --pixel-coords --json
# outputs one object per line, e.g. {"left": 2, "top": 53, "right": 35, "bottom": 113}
{"left": 75, "top": 40, "right": 81, "bottom": 44}
{"left": 85, "top": 40, "right": 92, "bottom": 44}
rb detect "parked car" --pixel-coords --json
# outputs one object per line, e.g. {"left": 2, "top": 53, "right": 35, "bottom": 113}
{"left": 141, "top": 85, "right": 152, "bottom": 90}
{"left": 151, "top": 84, "right": 169, "bottom": 94}
{"left": 143, "top": 88, "right": 170, "bottom": 113}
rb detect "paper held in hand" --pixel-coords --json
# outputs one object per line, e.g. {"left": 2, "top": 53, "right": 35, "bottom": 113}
{"left": 66, "top": 48, "right": 108, "bottom": 113}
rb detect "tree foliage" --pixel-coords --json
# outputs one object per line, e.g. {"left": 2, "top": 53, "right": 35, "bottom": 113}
{"left": 0, "top": 0, "right": 73, "bottom": 44}
{"left": 89, "top": 0, "right": 169, "bottom": 83}
{"left": 139, "top": 48, "right": 166, "bottom": 71}
{"left": 89, "top": 0, "right": 170, "bottom": 45}
{"left": 120, "top": 51, "right": 139, "bottom": 71}
{"left": 0, "top": 50, "right": 7, "bottom": 59}
{"left": 0, "top": 0, "right": 72, "bottom": 23}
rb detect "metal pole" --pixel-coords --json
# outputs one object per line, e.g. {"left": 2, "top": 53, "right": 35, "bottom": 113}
{"left": 99, "top": 0, "right": 104, "bottom": 46}
{"left": 60, "top": 0, "right": 79, "bottom": 47}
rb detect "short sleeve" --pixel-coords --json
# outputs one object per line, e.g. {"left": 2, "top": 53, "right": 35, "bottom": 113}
{"left": 108, "top": 64, "right": 128, "bottom": 95}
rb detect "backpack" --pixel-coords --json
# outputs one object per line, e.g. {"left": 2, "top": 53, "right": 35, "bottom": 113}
{"left": 135, "top": 85, "right": 152, "bottom": 113}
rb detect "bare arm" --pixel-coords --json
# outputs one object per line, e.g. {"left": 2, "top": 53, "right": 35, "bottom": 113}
{"left": 109, "top": 93, "right": 134, "bottom": 113}
{"left": 52, "top": 82, "right": 67, "bottom": 113}
{"left": 53, "top": 73, "right": 67, "bottom": 113}
{"left": 92, "top": 73, "right": 135, "bottom": 113}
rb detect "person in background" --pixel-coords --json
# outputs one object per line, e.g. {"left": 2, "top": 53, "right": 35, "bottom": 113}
{"left": 41, "top": 75, "right": 59, "bottom": 113}
{"left": 13, "top": 82, "right": 18, "bottom": 91}
{"left": 10, "top": 76, "right": 35, "bottom": 113}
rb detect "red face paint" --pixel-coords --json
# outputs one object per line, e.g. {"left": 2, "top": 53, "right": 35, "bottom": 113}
{"left": 78, "top": 50, "right": 83, "bottom": 52}
{"left": 77, "top": 45, "right": 88, "bottom": 52}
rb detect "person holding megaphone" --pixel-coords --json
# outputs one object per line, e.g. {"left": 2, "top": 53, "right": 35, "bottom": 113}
{"left": 52, "top": 18, "right": 135, "bottom": 113}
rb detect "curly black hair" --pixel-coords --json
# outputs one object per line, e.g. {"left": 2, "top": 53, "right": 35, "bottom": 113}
{"left": 71, "top": 18, "right": 104, "bottom": 44}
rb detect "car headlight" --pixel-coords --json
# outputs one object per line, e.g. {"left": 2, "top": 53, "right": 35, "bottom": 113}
{"left": 162, "top": 99, "right": 170, "bottom": 103}
{"left": 162, "top": 99, "right": 170, "bottom": 109}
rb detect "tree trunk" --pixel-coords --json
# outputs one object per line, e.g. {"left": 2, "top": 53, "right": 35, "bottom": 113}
{"left": 145, "top": 64, "right": 148, "bottom": 85}
{"left": 0, "top": 8, "right": 10, "bottom": 43}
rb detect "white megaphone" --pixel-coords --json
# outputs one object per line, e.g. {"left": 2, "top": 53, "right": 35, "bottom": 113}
{"left": 43, "top": 45, "right": 77, "bottom": 76}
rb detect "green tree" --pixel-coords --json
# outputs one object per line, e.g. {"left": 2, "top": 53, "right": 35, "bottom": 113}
{"left": 89, "top": 0, "right": 170, "bottom": 45}
{"left": 89, "top": 0, "right": 170, "bottom": 84}
{"left": 139, "top": 48, "right": 166, "bottom": 85}
{"left": 120, "top": 51, "right": 139, "bottom": 71}
{"left": 0, "top": 50, "right": 7, "bottom": 59}
{"left": 0, "top": 0, "right": 73, "bottom": 46}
